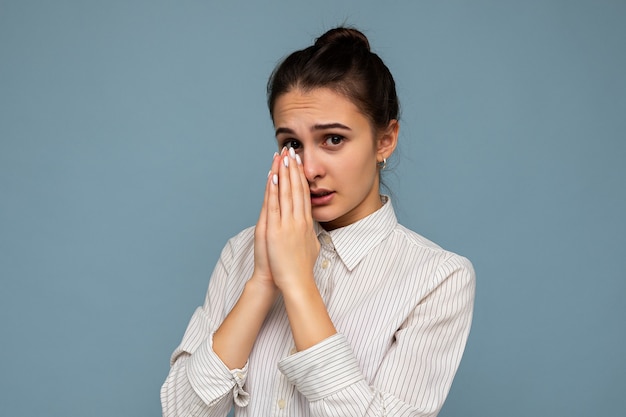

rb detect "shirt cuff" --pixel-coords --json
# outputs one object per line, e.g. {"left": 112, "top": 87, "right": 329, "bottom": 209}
{"left": 278, "top": 333, "right": 364, "bottom": 401}
{"left": 186, "top": 335, "right": 250, "bottom": 407}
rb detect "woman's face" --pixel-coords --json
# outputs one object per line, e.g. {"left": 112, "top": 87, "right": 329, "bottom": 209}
{"left": 272, "top": 88, "right": 397, "bottom": 230}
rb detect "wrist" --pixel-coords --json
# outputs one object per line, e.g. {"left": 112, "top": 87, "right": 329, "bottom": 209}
{"left": 246, "top": 276, "right": 279, "bottom": 301}
{"left": 280, "top": 279, "right": 337, "bottom": 351}
{"left": 278, "top": 277, "right": 318, "bottom": 302}
{"left": 276, "top": 274, "right": 319, "bottom": 297}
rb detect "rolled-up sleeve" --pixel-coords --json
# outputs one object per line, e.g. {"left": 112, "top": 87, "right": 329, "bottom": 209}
{"left": 161, "top": 233, "right": 253, "bottom": 417}
{"left": 278, "top": 255, "right": 475, "bottom": 417}
{"left": 278, "top": 334, "right": 364, "bottom": 400}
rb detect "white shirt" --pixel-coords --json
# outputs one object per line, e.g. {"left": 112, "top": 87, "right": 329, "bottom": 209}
{"left": 161, "top": 197, "right": 475, "bottom": 417}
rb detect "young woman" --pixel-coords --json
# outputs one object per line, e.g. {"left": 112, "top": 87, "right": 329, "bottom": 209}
{"left": 161, "top": 27, "right": 475, "bottom": 417}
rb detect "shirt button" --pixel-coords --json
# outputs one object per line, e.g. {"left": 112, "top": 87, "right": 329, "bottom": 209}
{"left": 321, "top": 234, "right": 331, "bottom": 245}
{"left": 277, "top": 399, "right": 286, "bottom": 409}
{"left": 321, "top": 259, "right": 330, "bottom": 269}
{"left": 289, "top": 347, "right": 297, "bottom": 355}
{"left": 235, "top": 371, "right": 244, "bottom": 379}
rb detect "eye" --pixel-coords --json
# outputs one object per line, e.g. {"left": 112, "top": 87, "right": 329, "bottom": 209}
{"left": 324, "top": 135, "right": 345, "bottom": 147}
{"left": 282, "top": 139, "right": 302, "bottom": 150}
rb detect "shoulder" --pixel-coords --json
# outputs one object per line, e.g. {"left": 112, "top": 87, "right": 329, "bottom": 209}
{"left": 229, "top": 225, "right": 256, "bottom": 246}
{"left": 209, "top": 226, "right": 256, "bottom": 293}
{"left": 392, "top": 224, "right": 445, "bottom": 252}
{"left": 389, "top": 223, "right": 475, "bottom": 281}
{"left": 217, "top": 225, "right": 256, "bottom": 264}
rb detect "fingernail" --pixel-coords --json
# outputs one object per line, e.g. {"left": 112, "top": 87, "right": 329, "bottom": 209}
{"left": 273, "top": 152, "right": 278, "bottom": 158}
{"left": 283, "top": 156, "right": 289, "bottom": 167}
{"left": 272, "top": 174, "right": 278, "bottom": 185}
{"left": 289, "top": 147, "right": 296, "bottom": 158}
{"left": 281, "top": 146, "right": 288, "bottom": 155}
{"left": 295, "top": 154, "right": 302, "bottom": 165}
{"left": 268, "top": 170, "right": 272, "bottom": 178}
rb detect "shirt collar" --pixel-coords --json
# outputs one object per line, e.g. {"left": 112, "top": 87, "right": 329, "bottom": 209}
{"left": 314, "top": 196, "right": 398, "bottom": 271}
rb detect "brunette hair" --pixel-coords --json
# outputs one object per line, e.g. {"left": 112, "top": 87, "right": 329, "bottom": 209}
{"left": 267, "top": 27, "right": 400, "bottom": 131}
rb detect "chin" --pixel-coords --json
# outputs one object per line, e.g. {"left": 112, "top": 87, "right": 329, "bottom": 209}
{"left": 311, "top": 207, "right": 341, "bottom": 224}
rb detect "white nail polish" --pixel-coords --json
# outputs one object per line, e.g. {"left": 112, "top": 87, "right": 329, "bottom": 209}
{"left": 295, "top": 154, "right": 302, "bottom": 165}
{"left": 289, "top": 147, "right": 296, "bottom": 158}
{"left": 272, "top": 174, "right": 278, "bottom": 185}
{"left": 283, "top": 156, "right": 289, "bottom": 167}
{"left": 268, "top": 170, "right": 272, "bottom": 178}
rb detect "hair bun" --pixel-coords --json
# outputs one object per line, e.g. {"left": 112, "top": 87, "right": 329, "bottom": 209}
{"left": 314, "top": 27, "right": 371, "bottom": 52}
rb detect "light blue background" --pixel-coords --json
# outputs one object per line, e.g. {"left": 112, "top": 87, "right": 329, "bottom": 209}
{"left": 1, "top": 1, "right": 624, "bottom": 416}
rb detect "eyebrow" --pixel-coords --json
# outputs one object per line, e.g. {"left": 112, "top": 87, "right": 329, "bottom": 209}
{"left": 275, "top": 123, "right": 351, "bottom": 137}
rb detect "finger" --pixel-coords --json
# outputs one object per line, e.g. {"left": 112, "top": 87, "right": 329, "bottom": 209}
{"left": 288, "top": 147, "right": 306, "bottom": 219}
{"left": 257, "top": 153, "right": 279, "bottom": 238}
{"left": 278, "top": 147, "right": 293, "bottom": 220}
{"left": 295, "top": 151, "right": 313, "bottom": 222}
{"left": 267, "top": 150, "right": 282, "bottom": 228}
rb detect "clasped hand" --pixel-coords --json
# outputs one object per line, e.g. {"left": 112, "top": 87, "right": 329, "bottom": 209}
{"left": 252, "top": 147, "right": 320, "bottom": 294}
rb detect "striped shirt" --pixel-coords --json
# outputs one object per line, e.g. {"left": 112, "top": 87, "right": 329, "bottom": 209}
{"left": 161, "top": 197, "right": 475, "bottom": 417}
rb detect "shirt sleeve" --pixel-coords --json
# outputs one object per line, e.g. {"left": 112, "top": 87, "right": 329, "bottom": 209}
{"left": 278, "top": 254, "right": 475, "bottom": 417}
{"left": 161, "top": 233, "right": 252, "bottom": 417}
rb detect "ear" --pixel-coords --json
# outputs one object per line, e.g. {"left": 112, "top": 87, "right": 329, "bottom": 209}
{"left": 376, "top": 119, "right": 399, "bottom": 162}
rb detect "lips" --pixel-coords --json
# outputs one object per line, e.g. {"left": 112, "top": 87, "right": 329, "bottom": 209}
{"left": 310, "top": 189, "right": 334, "bottom": 205}
{"left": 311, "top": 190, "right": 332, "bottom": 197}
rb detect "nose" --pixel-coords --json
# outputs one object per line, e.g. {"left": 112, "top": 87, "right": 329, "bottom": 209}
{"left": 302, "top": 150, "right": 325, "bottom": 182}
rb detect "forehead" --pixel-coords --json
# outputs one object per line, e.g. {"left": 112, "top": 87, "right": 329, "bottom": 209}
{"left": 272, "top": 88, "right": 367, "bottom": 126}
